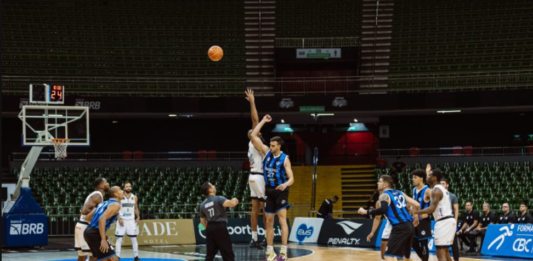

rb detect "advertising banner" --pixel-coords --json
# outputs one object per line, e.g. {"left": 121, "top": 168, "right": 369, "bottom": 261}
{"left": 194, "top": 218, "right": 290, "bottom": 244}
{"left": 289, "top": 218, "right": 324, "bottom": 244}
{"left": 106, "top": 219, "right": 196, "bottom": 246}
{"left": 481, "top": 224, "right": 533, "bottom": 259}
{"left": 317, "top": 219, "right": 377, "bottom": 247}
{"left": 296, "top": 48, "right": 341, "bottom": 59}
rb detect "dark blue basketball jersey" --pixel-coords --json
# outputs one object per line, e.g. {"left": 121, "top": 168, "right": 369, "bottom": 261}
{"left": 263, "top": 151, "right": 288, "bottom": 187}
{"left": 88, "top": 199, "right": 120, "bottom": 231}
{"left": 384, "top": 189, "right": 414, "bottom": 225}
{"left": 413, "top": 185, "right": 431, "bottom": 211}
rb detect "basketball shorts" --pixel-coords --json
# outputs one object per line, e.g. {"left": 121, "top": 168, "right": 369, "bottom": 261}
{"left": 382, "top": 219, "right": 392, "bottom": 241}
{"left": 84, "top": 227, "right": 116, "bottom": 260}
{"left": 74, "top": 221, "right": 92, "bottom": 256}
{"left": 414, "top": 218, "right": 432, "bottom": 240}
{"left": 249, "top": 173, "right": 266, "bottom": 202}
{"left": 264, "top": 186, "right": 290, "bottom": 214}
{"left": 386, "top": 222, "right": 415, "bottom": 259}
{"left": 434, "top": 217, "right": 456, "bottom": 247}
{"left": 115, "top": 219, "right": 139, "bottom": 237}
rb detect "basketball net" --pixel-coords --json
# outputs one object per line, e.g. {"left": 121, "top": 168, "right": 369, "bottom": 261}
{"left": 51, "top": 138, "right": 70, "bottom": 159}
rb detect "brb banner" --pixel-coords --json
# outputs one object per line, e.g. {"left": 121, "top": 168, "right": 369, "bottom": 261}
{"left": 317, "top": 219, "right": 377, "bottom": 247}
{"left": 194, "top": 218, "right": 290, "bottom": 244}
{"left": 482, "top": 224, "right": 533, "bottom": 259}
{"left": 106, "top": 219, "right": 196, "bottom": 246}
{"left": 289, "top": 218, "right": 324, "bottom": 244}
{"left": 2, "top": 187, "right": 48, "bottom": 247}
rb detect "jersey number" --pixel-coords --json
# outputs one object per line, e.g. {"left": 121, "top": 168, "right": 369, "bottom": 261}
{"left": 208, "top": 208, "right": 214, "bottom": 217}
{"left": 394, "top": 195, "right": 407, "bottom": 208}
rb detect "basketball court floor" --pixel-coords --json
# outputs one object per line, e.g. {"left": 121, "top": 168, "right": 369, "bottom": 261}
{"left": 2, "top": 243, "right": 521, "bottom": 261}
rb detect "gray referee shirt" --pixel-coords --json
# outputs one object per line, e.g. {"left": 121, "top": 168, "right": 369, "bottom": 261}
{"left": 449, "top": 192, "right": 459, "bottom": 216}
{"left": 200, "top": 196, "right": 228, "bottom": 223}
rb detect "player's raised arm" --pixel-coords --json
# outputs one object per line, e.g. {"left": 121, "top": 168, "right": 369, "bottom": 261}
{"left": 245, "top": 88, "right": 259, "bottom": 128}
{"left": 251, "top": 115, "right": 271, "bottom": 156}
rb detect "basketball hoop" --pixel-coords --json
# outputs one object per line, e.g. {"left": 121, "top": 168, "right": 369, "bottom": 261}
{"left": 51, "top": 138, "right": 70, "bottom": 159}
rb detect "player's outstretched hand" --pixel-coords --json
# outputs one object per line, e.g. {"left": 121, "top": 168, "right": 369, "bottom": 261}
{"left": 357, "top": 207, "right": 367, "bottom": 215}
{"left": 245, "top": 89, "right": 255, "bottom": 103}
{"left": 100, "top": 239, "right": 109, "bottom": 253}
{"left": 263, "top": 114, "right": 272, "bottom": 122}
{"left": 232, "top": 198, "right": 239, "bottom": 205}
{"left": 426, "top": 163, "right": 432, "bottom": 174}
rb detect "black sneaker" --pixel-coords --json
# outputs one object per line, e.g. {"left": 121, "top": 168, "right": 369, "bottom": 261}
{"left": 134, "top": 257, "right": 141, "bottom": 261}
{"left": 262, "top": 239, "right": 267, "bottom": 247}
{"left": 249, "top": 240, "right": 264, "bottom": 250}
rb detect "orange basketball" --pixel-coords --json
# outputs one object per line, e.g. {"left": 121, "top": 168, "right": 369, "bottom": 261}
{"left": 208, "top": 45, "right": 224, "bottom": 62}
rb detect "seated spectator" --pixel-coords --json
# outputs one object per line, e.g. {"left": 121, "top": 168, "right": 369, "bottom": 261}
{"left": 457, "top": 201, "right": 479, "bottom": 252}
{"left": 391, "top": 156, "right": 407, "bottom": 173}
{"left": 516, "top": 201, "right": 533, "bottom": 224}
{"left": 468, "top": 202, "right": 496, "bottom": 253}
{"left": 498, "top": 202, "right": 515, "bottom": 224}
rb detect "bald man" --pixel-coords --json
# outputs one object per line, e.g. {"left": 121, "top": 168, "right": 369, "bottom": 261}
{"left": 84, "top": 186, "right": 124, "bottom": 261}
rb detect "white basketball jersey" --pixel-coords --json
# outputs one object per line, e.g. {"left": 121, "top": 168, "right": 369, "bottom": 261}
{"left": 80, "top": 191, "right": 103, "bottom": 222}
{"left": 432, "top": 185, "right": 453, "bottom": 220}
{"left": 119, "top": 194, "right": 136, "bottom": 220}
{"left": 248, "top": 141, "right": 264, "bottom": 173}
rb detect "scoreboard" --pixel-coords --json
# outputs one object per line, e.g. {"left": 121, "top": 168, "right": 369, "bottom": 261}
{"left": 30, "top": 84, "right": 65, "bottom": 104}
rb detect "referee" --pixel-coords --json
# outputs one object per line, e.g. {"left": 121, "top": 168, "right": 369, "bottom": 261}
{"left": 200, "top": 182, "right": 239, "bottom": 261}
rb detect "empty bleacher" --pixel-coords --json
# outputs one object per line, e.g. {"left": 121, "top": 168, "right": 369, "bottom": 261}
{"left": 276, "top": 0, "right": 362, "bottom": 38}
{"left": 390, "top": 0, "right": 533, "bottom": 75}
{"left": 2, "top": 0, "right": 246, "bottom": 93}
{"left": 13, "top": 166, "right": 250, "bottom": 221}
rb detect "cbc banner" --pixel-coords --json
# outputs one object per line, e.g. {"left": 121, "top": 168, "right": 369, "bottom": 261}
{"left": 482, "top": 224, "right": 533, "bottom": 259}
{"left": 193, "top": 218, "right": 290, "bottom": 244}
{"left": 289, "top": 218, "right": 324, "bottom": 244}
{"left": 106, "top": 219, "right": 196, "bottom": 246}
{"left": 317, "top": 219, "right": 376, "bottom": 247}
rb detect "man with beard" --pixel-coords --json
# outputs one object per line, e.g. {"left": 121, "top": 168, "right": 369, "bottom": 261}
{"left": 115, "top": 181, "right": 141, "bottom": 261}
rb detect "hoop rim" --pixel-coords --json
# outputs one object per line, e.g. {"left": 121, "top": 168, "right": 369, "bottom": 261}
{"left": 51, "top": 138, "right": 71, "bottom": 144}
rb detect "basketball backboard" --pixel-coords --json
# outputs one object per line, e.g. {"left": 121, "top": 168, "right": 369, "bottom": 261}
{"left": 19, "top": 105, "right": 90, "bottom": 146}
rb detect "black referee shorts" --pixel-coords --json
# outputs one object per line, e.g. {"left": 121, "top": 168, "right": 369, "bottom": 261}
{"left": 264, "top": 186, "right": 290, "bottom": 214}
{"left": 206, "top": 222, "right": 235, "bottom": 261}
{"left": 83, "top": 227, "right": 116, "bottom": 260}
{"left": 386, "top": 222, "right": 415, "bottom": 259}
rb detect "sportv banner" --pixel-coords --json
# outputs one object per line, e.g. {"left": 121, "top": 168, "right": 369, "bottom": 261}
{"left": 317, "top": 219, "right": 377, "bottom": 247}
{"left": 194, "top": 218, "right": 290, "bottom": 244}
{"left": 481, "top": 224, "right": 533, "bottom": 259}
{"left": 289, "top": 218, "right": 324, "bottom": 244}
{"left": 106, "top": 219, "right": 196, "bottom": 246}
